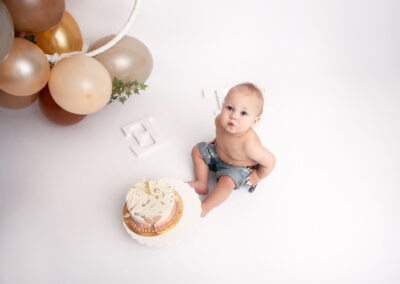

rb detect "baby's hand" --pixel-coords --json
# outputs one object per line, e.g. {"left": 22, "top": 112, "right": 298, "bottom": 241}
{"left": 246, "top": 169, "right": 260, "bottom": 187}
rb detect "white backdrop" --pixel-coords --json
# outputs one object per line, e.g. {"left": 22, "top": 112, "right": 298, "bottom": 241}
{"left": 1, "top": 0, "right": 399, "bottom": 283}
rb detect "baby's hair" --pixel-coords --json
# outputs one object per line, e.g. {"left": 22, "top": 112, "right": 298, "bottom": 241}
{"left": 227, "top": 82, "right": 264, "bottom": 115}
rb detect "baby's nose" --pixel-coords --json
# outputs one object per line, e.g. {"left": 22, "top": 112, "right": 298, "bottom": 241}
{"left": 230, "top": 111, "right": 239, "bottom": 119}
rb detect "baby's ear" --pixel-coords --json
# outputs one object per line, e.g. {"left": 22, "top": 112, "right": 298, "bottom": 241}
{"left": 252, "top": 116, "right": 260, "bottom": 127}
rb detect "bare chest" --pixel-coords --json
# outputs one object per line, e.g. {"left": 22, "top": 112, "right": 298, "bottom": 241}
{"left": 216, "top": 132, "right": 255, "bottom": 166}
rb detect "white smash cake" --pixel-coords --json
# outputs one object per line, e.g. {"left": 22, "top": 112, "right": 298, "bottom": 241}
{"left": 123, "top": 179, "right": 183, "bottom": 236}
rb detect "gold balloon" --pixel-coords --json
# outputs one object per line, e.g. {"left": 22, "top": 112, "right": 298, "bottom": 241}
{"left": 26, "top": 11, "right": 83, "bottom": 55}
{"left": 48, "top": 54, "right": 112, "bottom": 115}
{"left": 88, "top": 35, "right": 153, "bottom": 83}
{"left": 0, "top": 38, "right": 50, "bottom": 96}
{"left": 0, "top": 89, "right": 38, "bottom": 109}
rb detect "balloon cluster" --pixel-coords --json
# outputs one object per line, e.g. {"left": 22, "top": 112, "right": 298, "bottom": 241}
{"left": 0, "top": 0, "right": 153, "bottom": 125}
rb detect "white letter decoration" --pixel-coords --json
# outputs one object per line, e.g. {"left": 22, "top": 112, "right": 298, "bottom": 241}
{"left": 121, "top": 116, "right": 166, "bottom": 158}
{"left": 201, "top": 88, "right": 229, "bottom": 115}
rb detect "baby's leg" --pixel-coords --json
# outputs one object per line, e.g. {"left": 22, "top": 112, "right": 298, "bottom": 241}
{"left": 188, "top": 145, "right": 209, "bottom": 195}
{"left": 201, "top": 176, "right": 235, "bottom": 217}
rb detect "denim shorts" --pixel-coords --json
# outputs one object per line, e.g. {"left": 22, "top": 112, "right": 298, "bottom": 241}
{"left": 197, "top": 142, "right": 254, "bottom": 189}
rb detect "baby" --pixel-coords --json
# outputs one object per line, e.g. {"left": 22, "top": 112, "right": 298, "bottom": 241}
{"left": 189, "top": 82, "right": 276, "bottom": 217}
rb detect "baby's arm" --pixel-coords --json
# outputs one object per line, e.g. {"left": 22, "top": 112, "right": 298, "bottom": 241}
{"left": 245, "top": 140, "right": 276, "bottom": 186}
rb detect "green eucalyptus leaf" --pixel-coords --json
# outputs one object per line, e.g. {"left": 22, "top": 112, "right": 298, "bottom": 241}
{"left": 110, "top": 77, "right": 148, "bottom": 104}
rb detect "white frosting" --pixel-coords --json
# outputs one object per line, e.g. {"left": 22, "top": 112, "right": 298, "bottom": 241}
{"left": 126, "top": 179, "right": 176, "bottom": 224}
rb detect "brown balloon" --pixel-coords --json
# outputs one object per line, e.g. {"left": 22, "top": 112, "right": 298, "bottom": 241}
{"left": 88, "top": 35, "right": 153, "bottom": 83}
{"left": 0, "top": 89, "right": 38, "bottom": 109}
{"left": 3, "top": 0, "right": 65, "bottom": 32}
{"left": 39, "top": 85, "right": 86, "bottom": 125}
{"left": 26, "top": 11, "right": 83, "bottom": 55}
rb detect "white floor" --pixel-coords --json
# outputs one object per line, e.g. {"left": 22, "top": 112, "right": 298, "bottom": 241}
{"left": 1, "top": 0, "right": 399, "bottom": 283}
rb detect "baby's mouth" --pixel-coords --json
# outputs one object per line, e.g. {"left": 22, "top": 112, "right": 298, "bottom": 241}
{"left": 228, "top": 122, "right": 234, "bottom": 127}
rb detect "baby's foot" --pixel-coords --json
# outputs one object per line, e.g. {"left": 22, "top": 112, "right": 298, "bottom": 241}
{"left": 200, "top": 203, "right": 209, "bottom": 217}
{"left": 188, "top": 181, "right": 209, "bottom": 195}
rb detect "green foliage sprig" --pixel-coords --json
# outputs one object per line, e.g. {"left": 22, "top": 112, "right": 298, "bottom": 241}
{"left": 23, "top": 35, "right": 37, "bottom": 44}
{"left": 110, "top": 77, "right": 148, "bottom": 104}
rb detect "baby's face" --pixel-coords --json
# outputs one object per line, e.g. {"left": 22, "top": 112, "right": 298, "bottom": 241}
{"left": 220, "top": 90, "right": 260, "bottom": 135}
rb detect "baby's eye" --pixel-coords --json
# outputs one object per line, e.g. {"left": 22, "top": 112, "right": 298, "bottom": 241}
{"left": 240, "top": 111, "right": 248, "bottom": 116}
{"left": 226, "top": 106, "right": 233, "bottom": 111}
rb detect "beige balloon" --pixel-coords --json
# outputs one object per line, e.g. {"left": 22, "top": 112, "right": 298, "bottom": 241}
{"left": 48, "top": 54, "right": 111, "bottom": 115}
{"left": 88, "top": 35, "right": 153, "bottom": 83}
{"left": 0, "top": 0, "right": 14, "bottom": 64}
{"left": 0, "top": 38, "right": 50, "bottom": 96}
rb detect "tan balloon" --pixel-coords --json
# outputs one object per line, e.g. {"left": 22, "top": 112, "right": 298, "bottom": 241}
{"left": 3, "top": 0, "right": 65, "bottom": 32}
{"left": 0, "top": 38, "right": 50, "bottom": 96}
{"left": 48, "top": 54, "right": 111, "bottom": 115}
{"left": 0, "top": 89, "right": 38, "bottom": 109}
{"left": 88, "top": 35, "right": 153, "bottom": 83}
{"left": 26, "top": 11, "right": 83, "bottom": 55}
